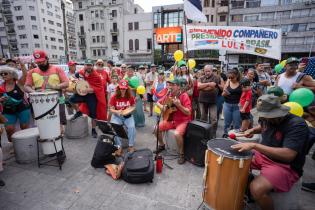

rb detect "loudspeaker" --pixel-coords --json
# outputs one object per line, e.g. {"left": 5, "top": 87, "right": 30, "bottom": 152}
{"left": 184, "top": 120, "right": 212, "bottom": 167}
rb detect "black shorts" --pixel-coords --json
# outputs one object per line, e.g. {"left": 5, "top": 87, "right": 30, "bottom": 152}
{"left": 240, "top": 112, "right": 251, "bottom": 120}
{"left": 147, "top": 93, "right": 153, "bottom": 102}
{"left": 59, "top": 104, "right": 66, "bottom": 125}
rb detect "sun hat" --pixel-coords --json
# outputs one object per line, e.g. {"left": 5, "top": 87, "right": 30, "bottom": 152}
{"left": 251, "top": 95, "right": 290, "bottom": 118}
{"left": 0, "top": 66, "right": 19, "bottom": 80}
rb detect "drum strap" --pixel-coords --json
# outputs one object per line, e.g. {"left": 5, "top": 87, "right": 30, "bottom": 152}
{"left": 34, "top": 101, "right": 59, "bottom": 120}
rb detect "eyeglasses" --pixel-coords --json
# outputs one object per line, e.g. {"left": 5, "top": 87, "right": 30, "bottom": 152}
{"left": 0, "top": 72, "right": 9, "bottom": 76}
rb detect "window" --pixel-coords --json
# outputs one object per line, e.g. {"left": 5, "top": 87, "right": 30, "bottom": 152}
{"left": 244, "top": 14, "right": 259, "bottom": 22}
{"left": 97, "top": 49, "right": 101, "bottom": 56}
{"left": 17, "top": 25, "right": 25, "bottom": 30}
{"left": 31, "top": 16, "right": 36, "bottom": 21}
{"left": 59, "top": 47, "right": 64, "bottom": 51}
{"left": 96, "top": 23, "right": 99, "bottom": 30}
{"left": 21, "top": 43, "right": 28, "bottom": 49}
{"left": 113, "top": 22, "right": 117, "bottom": 31}
{"left": 135, "top": 39, "right": 139, "bottom": 50}
{"left": 41, "top": 9, "right": 44, "bottom": 13}
{"left": 112, "top": 35, "right": 118, "bottom": 42}
{"left": 56, "top": 15, "right": 61, "bottom": 19}
{"left": 91, "top": 10, "right": 95, "bottom": 18}
{"left": 134, "top": 22, "right": 139, "bottom": 30}
{"left": 261, "top": 0, "right": 278, "bottom": 6}
{"left": 134, "top": 8, "right": 138, "bottom": 14}
{"left": 286, "top": 37, "right": 304, "bottom": 45}
{"left": 311, "top": 9, "right": 315, "bottom": 16}
{"left": 206, "top": 15, "right": 209, "bottom": 22}
{"left": 57, "top": 31, "right": 63, "bottom": 35}
{"left": 33, "top": 34, "right": 39, "bottom": 39}
{"left": 147, "top": 38, "right": 152, "bottom": 50}
{"left": 78, "top": 2, "right": 82, "bottom": 9}
{"left": 46, "top": 2, "right": 52, "bottom": 9}
{"left": 112, "top": 10, "right": 117, "bottom": 17}
{"left": 292, "top": 9, "right": 310, "bottom": 18}
{"left": 100, "top": 10, "right": 104, "bottom": 19}
{"left": 91, "top": 24, "right": 95, "bottom": 31}
{"left": 28, "top": 5, "right": 34, "bottom": 11}
{"left": 58, "top": 39, "right": 63, "bottom": 43}
{"left": 306, "top": 36, "right": 315, "bottom": 44}
{"left": 45, "top": 36, "right": 48, "bottom": 40}
{"left": 290, "top": 24, "right": 299, "bottom": 32}
{"left": 43, "top": 18, "right": 46, "bottom": 22}
{"left": 232, "top": 15, "right": 243, "bottom": 22}
{"left": 204, "top": 0, "right": 210, "bottom": 7}
{"left": 49, "top": 28, "right": 55, "bottom": 33}
{"left": 95, "top": 10, "right": 99, "bottom": 18}
{"left": 231, "top": 0, "right": 244, "bottom": 8}
{"left": 92, "top": 36, "right": 96, "bottom": 43}
{"left": 276, "top": 11, "right": 291, "bottom": 19}
{"left": 51, "top": 45, "right": 57, "bottom": 49}
{"left": 97, "top": 36, "right": 100, "bottom": 43}
{"left": 16, "top": 16, "right": 24, "bottom": 21}
{"left": 55, "top": 6, "right": 60, "bottom": 12}
{"left": 128, "top": 22, "right": 133, "bottom": 30}
{"left": 32, "top": 25, "right": 38, "bottom": 30}
{"left": 101, "top": 23, "right": 105, "bottom": 30}
{"left": 281, "top": 24, "right": 289, "bottom": 32}
{"left": 46, "top": 44, "right": 49, "bottom": 48}
{"left": 211, "top": 15, "right": 214, "bottom": 23}
{"left": 298, "top": 23, "right": 307, "bottom": 32}
{"left": 102, "top": 49, "right": 106, "bottom": 55}
{"left": 48, "top": 20, "right": 54, "bottom": 25}
{"left": 129, "top": 39, "right": 133, "bottom": 51}
{"left": 212, "top": 0, "right": 215, "bottom": 7}
{"left": 261, "top": 12, "right": 274, "bottom": 20}
{"left": 219, "top": 15, "right": 226, "bottom": 22}
{"left": 246, "top": 0, "right": 261, "bottom": 8}
{"left": 79, "top": 14, "right": 83, "bottom": 21}
{"left": 93, "top": 49, "right": 97, "bottom": 56}
{"left": 35, "top": 43, "right": 40, "bottom": 48}
{"left": 308, "top": 23, "right": 315, "bottom": 31}
{"left": 112, "top": 0, "right": 116, "bottom": 4}
{"left": 19, "top": 34, "right": 27, "bottom": 39}
{"left": 102, "top": 36, "right": 105, "bottom": 43}
{"left": 56, "top": 23, "right": 62, "bottom": 27}
{"left": 14, "top": 6, "right": 22, "bottom": 11}
{"left": 50, "top": 37, "right": 56, "bottom": 41}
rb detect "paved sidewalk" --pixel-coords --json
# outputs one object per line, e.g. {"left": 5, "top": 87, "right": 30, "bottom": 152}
{"left": 0, "top": 114, "right": 314, "bottom": 210}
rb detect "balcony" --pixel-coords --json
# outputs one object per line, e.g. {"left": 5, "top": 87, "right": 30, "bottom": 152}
{"left": 7, "top": 29, "right": 16, "bottom": 34}
{"left": 3, "top": 10, "right": 12, "bottom": 16}
{"left": 77, "top": 32, "right": 86, "bottom": 37}
{"left": 5, "top": 20, "right": 14, "bottom": 25}
{"left": 110, "top": 29, "right": 119, "bottom": 34}
{"left": 2, "top": 1, "right": 11, "bottom": 6}
{"left": 111, "top": 41, "right": 119, "bottom": 48}
{"left": 8, "top": 39, "right": 17, "bottom": 43}
{"left": 79, "top": 43, "right": 86, "bottom": 48}
{"left": 127, "top": 49, "right": 152, "bottom": 55}
{"left": 217, "top": 6, "right": 228, "bottom": 14}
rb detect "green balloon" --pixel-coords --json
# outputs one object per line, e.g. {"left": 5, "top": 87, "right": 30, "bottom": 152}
{"left": 289, "top": 88, "right": 314, "bottom": 107}
{"left": 274, "top": 64, "right": 283, "bottom": 74}
{"left": 129, "top": 76, "right": 140, "bottom": 88}
{"left": 177, "top": 60, "right": 186, "bottom": 67}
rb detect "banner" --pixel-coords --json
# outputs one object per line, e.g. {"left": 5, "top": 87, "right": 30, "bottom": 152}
{"left": 185, "top": 25, "right": 282, "bottom": 60}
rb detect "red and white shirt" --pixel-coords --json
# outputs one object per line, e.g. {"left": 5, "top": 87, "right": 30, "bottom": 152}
{"left": 109, "top": 94, "right": 135, "bottom": 110}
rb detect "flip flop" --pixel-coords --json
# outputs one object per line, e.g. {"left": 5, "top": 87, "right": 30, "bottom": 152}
{"left": 105, "top": 164, "right": 119, "bottom": 180}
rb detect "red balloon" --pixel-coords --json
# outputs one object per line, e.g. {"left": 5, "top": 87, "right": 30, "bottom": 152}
{"left": 229, "top": 133, "right": 236, "bottom": 140}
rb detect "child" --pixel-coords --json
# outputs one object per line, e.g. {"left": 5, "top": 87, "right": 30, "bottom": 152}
{"left": 239, "top": 78, "right": 252, "bottom": 132}
{"left": 107, "top": 75, "right": 118, "bottom": 120}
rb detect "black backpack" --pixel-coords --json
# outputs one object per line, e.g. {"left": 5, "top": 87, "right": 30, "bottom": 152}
{"left": 122, "top": 149, "right": 154, "bottom": 184}
{"left": 91, "top": 135, "right": 117, "bottom": 168}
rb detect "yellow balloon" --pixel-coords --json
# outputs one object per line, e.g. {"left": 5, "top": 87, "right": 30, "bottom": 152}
{"left": 174, "top": 50, "right": 184, "bottom": 62}
{"left": 283, "top": 102, "right": 304, "bottom": 117}
{"left": 188, "top": 59, "right": 196, "bottom": 69}
{"left": 154, "top": 105, "right": 161, "bottom": 115}
{"left": 136, "top": 85, "right": 145, "bottom": 95}
{"left": 280, "top": 60, "right": 287, "bottom": 67}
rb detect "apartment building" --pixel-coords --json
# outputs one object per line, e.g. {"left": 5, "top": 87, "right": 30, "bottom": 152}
{"left": 63, "top": 0, "right": 77, "bottom": 61}
{"left": 201, "top": 0, "right": 228, "bottom": 26}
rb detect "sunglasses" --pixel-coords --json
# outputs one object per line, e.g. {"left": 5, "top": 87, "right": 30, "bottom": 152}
{"left": 228, "top": 77, "right": 235, "bottom": 80}
{"left": 121, "top": 67, "right": 126, "bottom": 69}
{"left": 0, "top": 72, "right": 9, "bottom": 76}
{"left": 97, "top": 64, "right": 104, "bottom": 66}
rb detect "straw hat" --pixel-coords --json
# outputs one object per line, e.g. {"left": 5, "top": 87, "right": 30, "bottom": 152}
{"left": 0, "top": 65, "right": 19, "bottom": 80}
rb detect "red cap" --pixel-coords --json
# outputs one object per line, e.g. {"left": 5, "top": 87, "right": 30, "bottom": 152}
{"left": 67, "top": 61, "right": 76, "bottom": 66}
{"left": 118, "top": 80, "right": 128, "bottom": 90}
{"left": 33, "top": 50, "right": 47, "bottom": 62}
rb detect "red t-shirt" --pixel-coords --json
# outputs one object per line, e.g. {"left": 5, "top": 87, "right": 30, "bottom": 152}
{"left": 158, "top": 92, "right": 192, "bottom": 122}
{"left": 240, "top": 90, "right": 252, "bottom": 113}
{"left": 96, "top": 69, "right": 110, "bottom": 91}
{"left": 109, "top": 94, "right": 135, "bottom": 110}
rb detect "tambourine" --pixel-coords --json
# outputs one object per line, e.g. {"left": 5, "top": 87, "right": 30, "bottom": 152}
{"left": 75, "top": 80, "right": 90, "bottom": 96}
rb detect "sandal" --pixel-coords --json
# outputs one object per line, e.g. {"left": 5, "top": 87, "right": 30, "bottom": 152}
{"left": 105, "top": 164, "right": 119, "bottom": 180}
{"left": 177, "top": 154, "right": 185, "bottom": 165}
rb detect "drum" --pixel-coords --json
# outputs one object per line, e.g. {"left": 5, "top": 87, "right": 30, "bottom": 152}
{"left": 12, "top": 127, "right": 43, "bottom": 164}
{"left": 67, "top": 79, "right": 77, "bottom": 92}
{"left": 75, "top": 80, "right": 90, "bottom": 96}
{"left": 228, "top": 129, "right": 261, "bottom": 143}
{"left": 203, "top": 138, "right": 252, "bottom": 210}
{"left": 29, "top": 91, "right": 60, "bottom": 140}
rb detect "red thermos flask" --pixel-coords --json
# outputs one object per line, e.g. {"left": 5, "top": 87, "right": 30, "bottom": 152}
{"left": 156, "top": 154, "right": 163, "bottom": 173}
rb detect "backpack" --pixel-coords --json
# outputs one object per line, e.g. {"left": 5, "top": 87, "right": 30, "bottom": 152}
{"left": 121, "top": 148, "right": 154, "bottom": 184}
{"left": 91, "top": 134, "right": 117, "bottom": 168}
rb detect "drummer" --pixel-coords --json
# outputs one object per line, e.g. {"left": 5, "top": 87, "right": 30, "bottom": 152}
{"left": 231, "top": 95, "right": 308, "bottom": 210}
{"left": 24, "top": 50, "right": 69, "bottom": 132}
{"left": 109, "top": 80, "right": 136, "bottom": 155}
{"left": 68, "top": 59, "right": 107, "bottom": 138}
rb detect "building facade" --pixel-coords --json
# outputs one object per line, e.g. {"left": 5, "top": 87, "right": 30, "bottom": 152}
{"left": 72, "top": 0, "right": 145, "bottom": 62}
{"left": 0, "top": 0, "right": 68, "bottom": 63}
{"left": 229, "top": 0, "right": 315, "bottom": 66}
{"left": 201, "top": 0, "right": 228, "bottom": 26}
{"left": 63, "top": 0, "right": 77, "bottom": 61}
{"left": 123, "top": 12, "right": 153, "bottom": 65}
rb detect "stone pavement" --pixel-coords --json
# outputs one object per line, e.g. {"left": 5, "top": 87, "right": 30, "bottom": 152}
{"left": 0, "top": 113, "right": 315, "bottom": 210}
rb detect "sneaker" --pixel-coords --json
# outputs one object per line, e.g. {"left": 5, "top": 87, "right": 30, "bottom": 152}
{"left": 0, "top": 179, "right": 5, "bottom": 187}
{"left": 302, "top": 182, "right": 315, "bottom": 193}
{"left": 177, "top": 154, "right": 186, "bottom": 165}
{"left": 70, "top": 111, "right": 82, "bottom": 122}
{"left": 92, "top": 129, "right": 98, "bottom": 138}
{"left": 153, "top": 145, "right": 165, "bottom": 154}
{"left": 128, "top": 146, "right": 135, "bottom": 153}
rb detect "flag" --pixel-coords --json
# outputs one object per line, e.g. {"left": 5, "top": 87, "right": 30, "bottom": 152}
{"left": 184, "top": 0, "right": 207, "bottom": 22}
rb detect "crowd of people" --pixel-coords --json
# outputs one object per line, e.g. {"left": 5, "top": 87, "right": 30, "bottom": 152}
{"left": 0, "top": 49, "right": 314, "bottom": 210}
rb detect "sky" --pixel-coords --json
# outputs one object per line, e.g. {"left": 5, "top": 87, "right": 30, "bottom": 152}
{"left": 134, "top": 0, "right": 184, "bottom": 12}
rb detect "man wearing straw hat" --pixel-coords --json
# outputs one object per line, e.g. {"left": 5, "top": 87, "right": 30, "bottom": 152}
{"left": 231, "top": 95, "right": 309, "bottom": 210}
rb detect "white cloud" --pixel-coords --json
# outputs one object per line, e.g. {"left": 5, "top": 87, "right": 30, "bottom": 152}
{"left": 134, "top": 0, "right": 183, "bottom": 12}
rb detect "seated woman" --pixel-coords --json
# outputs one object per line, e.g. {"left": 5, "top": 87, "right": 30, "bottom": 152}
{"left": 0, "top": 66, "right": 30, "bottom": 142}
{"left": 109, "top": 80, "right": 136, "bottom": 155}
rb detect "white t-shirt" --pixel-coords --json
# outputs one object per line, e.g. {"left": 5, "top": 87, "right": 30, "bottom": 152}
{"left": 145, "top": 71, "right": 157, "bottom": 94}
{"left": 107, "top": 83, "right": 118, "bottom": 98}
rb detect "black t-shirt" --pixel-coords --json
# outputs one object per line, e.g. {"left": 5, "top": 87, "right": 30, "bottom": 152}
{"left": 260, "top": 114, "right": 309, "bottom": 176}
{"left": 198, "top": 74, "right": 220, "bottom": 104}
{"left": 224, "top": 83, "right": 242, "bottom": 104}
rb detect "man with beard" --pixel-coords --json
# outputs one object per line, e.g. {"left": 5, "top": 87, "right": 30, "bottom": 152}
{"left": 68, "top": 59, "right": 107, "bottom": 138}
{"left": 231, "top": 95, "right": 308, "bottom": 210}
{"left": 95, "top": 59, "right": 110, "bottom": 97}
{"left": 198, "top": 65, "right": 221, "bottom": 137}
{"left": 24, "top": 50, "right": 69, "bottom": 130}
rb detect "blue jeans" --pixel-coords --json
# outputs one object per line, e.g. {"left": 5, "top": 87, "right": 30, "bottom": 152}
{"left": 216, "top": 95, "right": 224, "bottom": 120}
{"left": 111, "top": 114, "right": 136, "bottom": 147}
{"left": 223, "top": 102, "right": 241, "bottom": 134}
